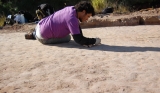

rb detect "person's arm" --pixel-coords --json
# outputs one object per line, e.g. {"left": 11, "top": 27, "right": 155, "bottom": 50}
{"left": 72, "top": 33, "right": 96, "bottom": 45}
{"left": 72, "top": 26, "right": 101, "bottom": 47}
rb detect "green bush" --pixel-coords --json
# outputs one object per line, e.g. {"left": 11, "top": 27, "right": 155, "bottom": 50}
{"left": 91, "top": 0, "right": 106, "bottom": 12}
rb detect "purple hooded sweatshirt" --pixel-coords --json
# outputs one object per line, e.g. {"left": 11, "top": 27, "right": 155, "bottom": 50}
{"left": 38, "top": 6, "right": 80, "bottom": 39}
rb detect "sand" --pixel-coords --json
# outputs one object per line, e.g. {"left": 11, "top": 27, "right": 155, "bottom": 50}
{"left": 0, "top": 25, "right": 160, "bottom": 93}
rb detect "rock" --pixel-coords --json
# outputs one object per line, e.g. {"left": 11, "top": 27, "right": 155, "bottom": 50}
{"left": 80, "top": 8, "right": 160, "bottom": 28}
{"left": 141, "top": 16, "right": 160, "bottom": 25}
{"left": 80, "top": 15, "right": 160, "bottom": 28}
{"left": 80, "top": 16, "right": 141, "bottom": 28}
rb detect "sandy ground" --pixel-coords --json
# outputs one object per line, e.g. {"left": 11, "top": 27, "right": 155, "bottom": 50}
{"left": 0, "top": 25, "right": 160, "bottom": 93}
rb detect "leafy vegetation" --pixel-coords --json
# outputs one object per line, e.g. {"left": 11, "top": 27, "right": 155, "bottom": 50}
{"left": 0, "top": 0, "right": 160, "bottom": 17}
{"left": 91, "top": 0, "right": 105, "bottom": 12}
{"left": 0, "top": 11, "right": 6, "bottom": 27}
{"left": 0, "top": 0, "right": 160, "bottom": 15}
{"left": 0, "top": 0, "right": 82, "bottom": 16}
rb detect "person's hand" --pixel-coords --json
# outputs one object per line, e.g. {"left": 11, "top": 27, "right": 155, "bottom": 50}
{"left": 82, "top": 38, "right": 101, "bottom": 48}
{"left": 95, "top": 38, "right": 101, "bottom": 45}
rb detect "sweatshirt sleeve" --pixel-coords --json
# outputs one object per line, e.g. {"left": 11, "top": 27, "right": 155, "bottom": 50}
{"left": 72, "top": 26, "right": 96, "bottom": 45}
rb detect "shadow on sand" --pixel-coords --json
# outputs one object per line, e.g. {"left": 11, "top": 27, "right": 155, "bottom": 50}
{"left": 46, "top": 40, "right": 160, "bottom": 52}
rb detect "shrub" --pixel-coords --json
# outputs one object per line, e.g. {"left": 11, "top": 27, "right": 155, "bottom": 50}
{"left": 91, "top": 0, "right": 106, "bottom": 13}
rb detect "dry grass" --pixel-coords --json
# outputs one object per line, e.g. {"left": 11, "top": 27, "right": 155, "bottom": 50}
{"left": 114, "top": 5, "right": 130, "bottom": 14}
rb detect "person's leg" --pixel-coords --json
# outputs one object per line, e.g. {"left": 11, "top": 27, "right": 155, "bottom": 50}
{"left": 36, "top": 35, "right": 71, "bottom": 44}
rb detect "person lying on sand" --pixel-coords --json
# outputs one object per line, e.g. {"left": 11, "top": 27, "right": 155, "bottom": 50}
{"left": 25, "top": 1, "right": 101, "bottom": 47}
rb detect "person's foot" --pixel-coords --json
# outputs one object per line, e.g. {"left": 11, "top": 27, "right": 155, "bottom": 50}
{"left": 25, "top": 29, "right": 36, "bottom": 40}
